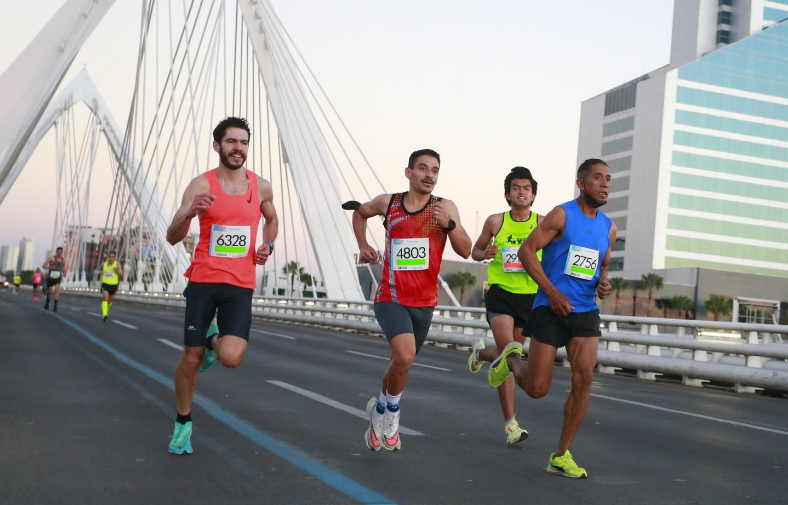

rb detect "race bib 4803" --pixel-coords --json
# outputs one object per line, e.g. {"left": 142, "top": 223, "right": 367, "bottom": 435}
{"left": 391, "top": 238, "right": 429, "bottom": 271}
{"left": 209, "top": 224, "right": 251, "bottom": 258}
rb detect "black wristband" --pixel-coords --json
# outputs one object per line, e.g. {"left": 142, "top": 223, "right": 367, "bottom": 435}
{"left": 442, "top": 219, "right": 456, "bottom": 233}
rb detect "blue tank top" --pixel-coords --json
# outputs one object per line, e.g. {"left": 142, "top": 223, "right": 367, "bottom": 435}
{"left": 533, "top": 199, "right": 612, "bottom": 312}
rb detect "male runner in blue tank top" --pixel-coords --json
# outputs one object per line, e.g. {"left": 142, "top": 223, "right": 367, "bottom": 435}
{"left": 487, "top": 159, "right": 614, "bottom": 479}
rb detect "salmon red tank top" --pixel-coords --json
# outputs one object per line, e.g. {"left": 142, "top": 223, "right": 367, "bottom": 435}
{"left": 184, "top": 169, "right": 261, "bottom": 289}
{"left": 374, "top": 192, "right": 448, "bottom": 307}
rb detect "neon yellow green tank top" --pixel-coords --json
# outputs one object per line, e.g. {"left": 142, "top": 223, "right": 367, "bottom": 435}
{"left": 486, "top": 211, "right": 541, "bottom": 294}
{"left": 102, "top": 261, "right": 120, "bottom": 285}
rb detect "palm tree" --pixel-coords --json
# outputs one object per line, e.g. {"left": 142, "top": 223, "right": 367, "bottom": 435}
{"left": 448, "top": 271, "right": 476, "bottom": 305}
{"left": 670, "top": 295, "right": 694, "bottom": 319}
{"left": 282, "top": 261, "right": 304, "bottom": 296}
{"left": 638, "top": 273, "right": 664, "bottom": 317}
{"left": 300, "top": 272, "right": 317, "bottom": 297}
{"left": 609, "top": 277, "right": 629, "bottom": 315}
{"left": 705, "top": 295, "right": 732, "bottom": 321}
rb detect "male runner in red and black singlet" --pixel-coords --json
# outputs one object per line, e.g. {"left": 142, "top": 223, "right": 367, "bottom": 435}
{"left": 352, "top": 149, "right": 472, "bottom": 452}
{"left": 165, "top": 117, "right": 278, "bottom": 455}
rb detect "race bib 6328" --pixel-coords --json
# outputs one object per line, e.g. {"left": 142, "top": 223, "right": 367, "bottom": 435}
{"left": 209, "top": 224, "right": 251, "bottom": 258}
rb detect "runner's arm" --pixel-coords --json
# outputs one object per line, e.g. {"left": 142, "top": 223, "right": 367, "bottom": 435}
{"left": 596, "top": 223, "right": 617, "bottom": 300}
{"left": 521, "top": 206, "right": 573, "bottom": 316}
{"left": 259, "top": 177, "right": 279, "bottom": 247}
{"left": 353, "top": 194, "right": 389, "bottom": 263}
{"left": 438, "top": 199, "right": 472, "bottom": 259}
{"left": 167, "top": 176, "right": 212, "bottom": 245}
{"left": 471, "top": 214, "right": 500, "bottom": 261}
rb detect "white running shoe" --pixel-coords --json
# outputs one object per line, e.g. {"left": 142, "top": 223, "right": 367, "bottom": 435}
{"left": 382, "top": 406, "right": 401, "bottom": 451}
{"left": 467, "top": 339, "right": 485, "bottom": 373}
{"left": 364, "top": 397, "right": 383, "bottom": 451}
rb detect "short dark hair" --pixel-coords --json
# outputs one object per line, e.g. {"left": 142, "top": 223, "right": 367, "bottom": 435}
{"left": 504, "top": 166, "right": 538, "bottom": 198}
{"left": 213, "top": 117, "right": 251, "bottom": 144}
{"left": 577, "top": 158, "right": 608, "bottom": 180}
{"left": 108, "top": 251, "right": 116, "bottom": 256}
{"left": 56, "top": 247, "right": 63, "bottom": 252}
{"left": 408, "top": 149, "right": 440, "bottom": 168}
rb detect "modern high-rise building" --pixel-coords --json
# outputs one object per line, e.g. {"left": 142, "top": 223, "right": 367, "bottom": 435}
{"left": 17, "top": 237, "right": 34, "bottom": 272}
{"left": 577, "top": 0, "right": 788, "bottom": 280}
{"left": 0, "top": 244, "right": 19, "bottom": 273}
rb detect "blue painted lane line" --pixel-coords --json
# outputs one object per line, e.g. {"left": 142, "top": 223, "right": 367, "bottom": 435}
{"left": 54, "top": 313, "right": 396, "bottom": 505}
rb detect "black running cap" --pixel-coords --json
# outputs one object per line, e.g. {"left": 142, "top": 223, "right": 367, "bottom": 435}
{"left": 341, "top": 200, "right": 361, "bottom": 211}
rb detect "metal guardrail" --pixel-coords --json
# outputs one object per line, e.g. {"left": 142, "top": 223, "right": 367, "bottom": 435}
{"left": 62, "top": 287, "right": 788, "bottom": 393}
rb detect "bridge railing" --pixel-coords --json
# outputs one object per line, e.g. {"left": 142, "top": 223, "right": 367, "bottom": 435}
{"left": 63, "top": 288, "right": 788, "bottom": 393}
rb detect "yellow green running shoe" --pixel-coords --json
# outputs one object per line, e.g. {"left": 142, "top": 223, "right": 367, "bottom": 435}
{"left": 199, "top": 324, "right": 219, "bottom": 372}
{"left": 487, "top": 342, "right": 522, "bottom": 388}
{"left": 546, "top": 450, "right": 587, "bottom": 478}
{"left": 467, "top": 339, "right": 485, "bottom": 373}
{"left": 168, "top": 421, "right": 193, "bottom": 455}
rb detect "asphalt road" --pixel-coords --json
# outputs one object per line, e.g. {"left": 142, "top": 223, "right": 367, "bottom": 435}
{"left": 1, "top": 290, "right": 786, "bottom": 505}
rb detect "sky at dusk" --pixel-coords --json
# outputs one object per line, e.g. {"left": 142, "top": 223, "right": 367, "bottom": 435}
{"left": 0, "top": 0, "right": 674, "bottom": 268}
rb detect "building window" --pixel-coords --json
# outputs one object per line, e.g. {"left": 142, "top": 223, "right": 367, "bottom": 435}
{"left": 604, "top": 81, "right": 638, "bottom": 116}
{"left": 601, "top": 136, "right": 633, "bottom": 156}
{"left": 613, "top": 237, "right": 626, "bottom": 252}
{"left": 717, "top": 11, "right": 732, "bottom": 25}
{"left": 718, "top": 0, "right": 732, "bottom": 6}
{"left": 716, "top": 29, "right": 730, "bottom": 44}
{"left": 609, "top": 258, "right": 624, "bottom": 272}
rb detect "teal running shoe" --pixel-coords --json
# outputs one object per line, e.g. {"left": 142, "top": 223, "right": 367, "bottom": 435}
{"left": 168, "top": 421, "right": 193, "bottom": 455}
{"left": 487, "top": 341, "right": 522, "bottom": 388}
{"left": 199, "top": 324, "right": 219, "bottom": 372}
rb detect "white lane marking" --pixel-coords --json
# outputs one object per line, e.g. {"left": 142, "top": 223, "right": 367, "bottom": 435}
{"left": 590, "top": 392, "right": 788, "bottom": 436}
{"left": 70, "top": 307, "right": 80, "bottom": 311}
{"left": 251, "top": 328, "right": 296, "bottom": 340}
{"left": 87, "top": 312, "right": 102, "bottom": 317}
{"left": 112, "top": 320, "right": 137, "bottom": 329}
{"left": 345, "top": 350, "right": 451, "bottom": 371}
{"left": 267, "top": 380, "right": 424, "bottom": 436}
{"left": 158, "top": 338, "right": 184, "bottom": 351}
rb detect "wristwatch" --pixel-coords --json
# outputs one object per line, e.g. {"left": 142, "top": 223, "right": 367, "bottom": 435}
{"left": 441, "top": 219, "right": 456, "bottom": 234}
{"left": 265, "top": 241, "right": 275, "bottom": 252}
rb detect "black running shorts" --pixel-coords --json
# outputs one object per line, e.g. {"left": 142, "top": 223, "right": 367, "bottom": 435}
{"left": 46, "top": 276, "right": 62, "bottom": 286}
{"left": 183, "top": 281, "right": 254, "bottom": 347}
{"left": 485, "top": 285, "right": 535, "bottom": 329}
{"left": 101, "top": 283, "right": 119, "bottom": 295}
{"left": 528, "top": 306, "right": 602, "bottom": 348}
{"left": 373, "top": 301, "right": 434, "bottom": 352}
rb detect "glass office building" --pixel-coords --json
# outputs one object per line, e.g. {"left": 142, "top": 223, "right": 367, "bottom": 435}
{"left": 577, "top": 0, "right": 788, "bottom": 279}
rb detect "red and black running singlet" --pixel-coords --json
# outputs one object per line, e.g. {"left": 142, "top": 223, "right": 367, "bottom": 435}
{"left": 374, "top": 192, "right": 448, "bottom": 307}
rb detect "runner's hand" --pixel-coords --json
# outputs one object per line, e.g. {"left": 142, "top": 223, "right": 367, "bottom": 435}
{"left": 255, "top": 243, "right": 271, "bottom": 265}
{"left": 358, "top": 245, "right": 378, "bottom": 264}
{"left": 547, "top": 290, "right": 574, "bottom": 317}
{"left": 188, "top": 193, "right": 216, "bottom": 217}
{"left": 431, "top": 202, "right": 450, "bottom": 229}
{"left": 597, "top": 279, "right": 612, "bottom": 299}
{"left": 483, "top": 244, "right": 498, "bottom": 260}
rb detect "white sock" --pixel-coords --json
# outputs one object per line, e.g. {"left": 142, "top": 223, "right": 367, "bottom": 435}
{"left": 385, "top": 390, "right": 402, "bottom": 411}
{"left": 375, "top": 391, "right": 387, "bottom": 414}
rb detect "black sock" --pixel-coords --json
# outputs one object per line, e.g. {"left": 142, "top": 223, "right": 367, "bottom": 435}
{"left": 206, "top": 335, "right": 214, "bottom": 350}
{"left": 54, "top": 300, "right": 58, "bottom": 308}
{"left": 176, "top": 412, "right": 192, "bottom": 424}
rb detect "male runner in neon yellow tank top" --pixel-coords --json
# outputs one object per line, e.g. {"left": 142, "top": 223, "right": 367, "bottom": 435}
{"left": 100, "top": 251, "right": 123, "bottom": 321}
{"left": 467, "top": 166, "right": 542, "bottom": 445}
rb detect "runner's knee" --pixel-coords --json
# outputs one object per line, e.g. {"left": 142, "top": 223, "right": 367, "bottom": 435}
{"left": 571, "top": 366, "right": 595, "bottom": 391}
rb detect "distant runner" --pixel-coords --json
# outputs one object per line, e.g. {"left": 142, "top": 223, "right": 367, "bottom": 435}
{"left": 42, "top": 247, "right": 66, "bottom": 311}
{"left": 100, "top": 251, "right": 123, "bottom": 321}
{"left": 32, "top": 268, "right": 43, "bottom": 301}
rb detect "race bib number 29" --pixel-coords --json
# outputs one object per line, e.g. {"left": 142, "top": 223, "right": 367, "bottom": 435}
{"left": 392, "top": 238, "right": 429, "bottom": 271}
{"left": 564, "top": 244, "right": 599, "bottom": 280}
{"left": 502, "top": 246, "right": 525, "bottom": 273}
{"left": 209, "top": 224, "right": 251, "bottom": 258}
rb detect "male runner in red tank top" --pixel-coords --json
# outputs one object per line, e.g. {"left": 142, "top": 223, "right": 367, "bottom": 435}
{"left": 352, "top": 149, "right": 471, "bottom": 452}
{"left": 165, "top": 117, "right": 278, "bottom": 455}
